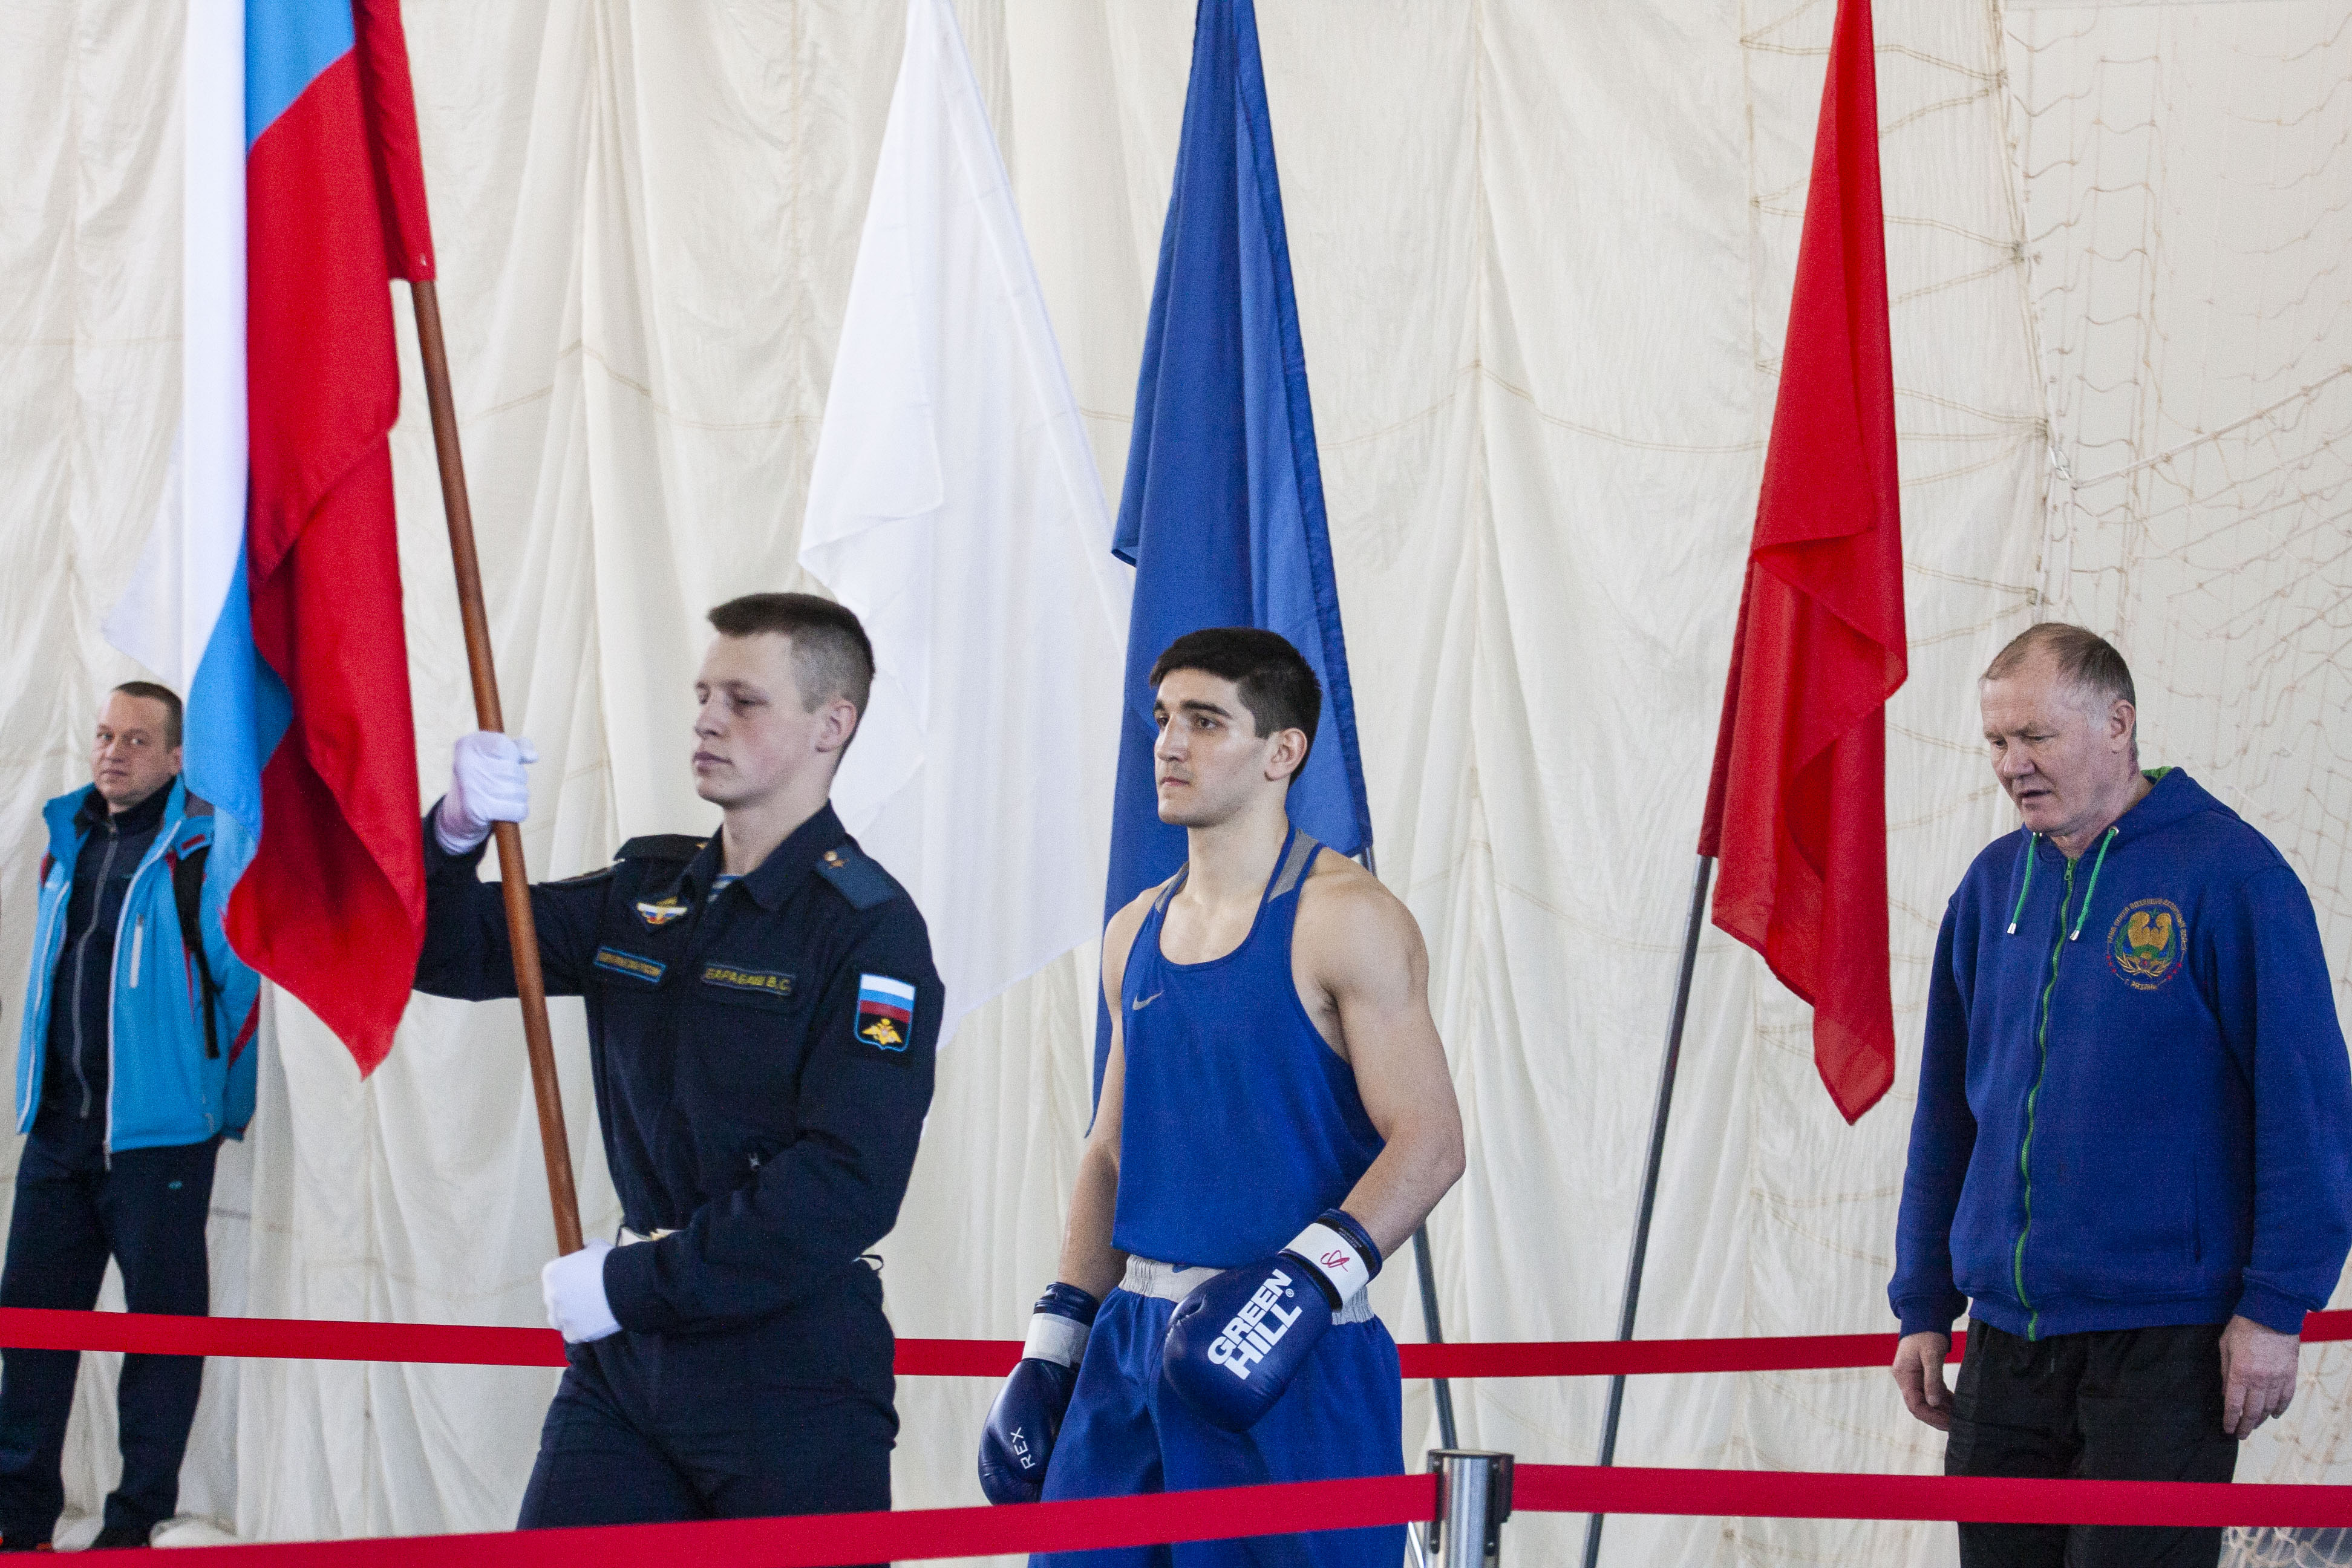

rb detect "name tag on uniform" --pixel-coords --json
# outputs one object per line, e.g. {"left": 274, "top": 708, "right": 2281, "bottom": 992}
{"left": 594, "top": 947, "right": 666, "bottom": 985}
{"left": 701, "top": 962, "right": 795, "bottom": 1001}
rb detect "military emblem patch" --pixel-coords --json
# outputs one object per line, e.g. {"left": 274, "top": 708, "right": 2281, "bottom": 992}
{"left": 636, "top": 898, "right": 689, "bottom": 928}
{"left": 2106, "top": 898, "right": 2186, "bottom": 991}
{"left": 855, "top": 974, "right": 916, "bottom": 1051}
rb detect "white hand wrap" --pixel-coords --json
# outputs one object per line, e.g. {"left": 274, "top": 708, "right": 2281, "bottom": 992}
{"left": 1022, "top": 1311, "right": 1091, "bottom": 1368}
{"left": 1285, "top": 1220, "right": 1374, "bottom": 1305}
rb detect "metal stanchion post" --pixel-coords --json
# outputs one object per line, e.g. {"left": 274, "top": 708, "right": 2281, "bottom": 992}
{"left": 1426, "top": 1450, "right": 1515, "bottom": 1568}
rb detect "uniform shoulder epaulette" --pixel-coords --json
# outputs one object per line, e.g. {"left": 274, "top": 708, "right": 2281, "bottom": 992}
{"left": 615, "top": 834, "right": 708, "bottom": 864}
{"left": 815, "top": 842, "right": 903, "bottom": 912}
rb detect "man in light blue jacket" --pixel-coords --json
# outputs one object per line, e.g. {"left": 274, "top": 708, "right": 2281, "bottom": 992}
{"left": 0, "top": 684, "right": 258, "bottom": 1550}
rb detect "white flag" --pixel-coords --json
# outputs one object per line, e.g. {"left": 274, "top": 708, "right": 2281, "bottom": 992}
{"left": 107, "top": 0, "right": 247, "bottom": 690}
{"left": 800, "top": 0, "right": 1129, "bottom": 1044}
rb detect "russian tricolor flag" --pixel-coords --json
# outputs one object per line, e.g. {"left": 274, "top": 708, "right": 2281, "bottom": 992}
{"left": 855, "top": 975, "right": 917, "bottom": 1053}
{"left": 107, "top": 0, "right": 437, "bottom": 1073}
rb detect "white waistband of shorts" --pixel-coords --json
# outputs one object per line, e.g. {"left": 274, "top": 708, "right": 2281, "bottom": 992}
{"left": 1120, "top": 1255, "right": 1374, "bottom": 1326}
{"left": 618, "top": 1226, "right": 675, "bottom": 1247}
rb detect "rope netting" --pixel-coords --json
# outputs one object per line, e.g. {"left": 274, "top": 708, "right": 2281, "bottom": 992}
{"left": 2008, "top": 0, "right": 2352, "bottom": 945}
{"left": 2002, "top": 5, "right": 2352, "bottom": 1565}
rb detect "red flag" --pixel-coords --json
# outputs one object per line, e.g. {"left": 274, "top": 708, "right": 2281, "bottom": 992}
{"left": 353, "top": 0, "right": 437, "bottom": 283}
{"left": 231, "top": 1, "right": 439, "bottom": 1073}
{"left": 1697, "top": 0, "right": 1906, "bottom": 1123}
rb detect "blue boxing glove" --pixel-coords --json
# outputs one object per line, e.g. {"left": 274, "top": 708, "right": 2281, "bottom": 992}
{"left": 1161, "top": 1210, "right": 1381, "bottom": 1432}
{"left": 978, "top": 1283, "right": 1099, "bottom": 1504}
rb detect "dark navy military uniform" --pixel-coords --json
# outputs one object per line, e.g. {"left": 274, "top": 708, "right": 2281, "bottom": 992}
{"left": 413, "top": 802, "right": 942, "bottom": 1532}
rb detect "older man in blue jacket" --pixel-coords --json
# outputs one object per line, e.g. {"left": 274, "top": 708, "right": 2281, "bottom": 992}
{"left": 1891, "top": 624, "right": 2352, "bottom": 1568}
{"left": 1, "top": 684, "right": 259, "bottom": 1551}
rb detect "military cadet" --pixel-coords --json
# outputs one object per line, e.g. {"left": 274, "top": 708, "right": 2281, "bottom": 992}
{"left": 414, "top": 592, "right": 942, "bottom": 1531}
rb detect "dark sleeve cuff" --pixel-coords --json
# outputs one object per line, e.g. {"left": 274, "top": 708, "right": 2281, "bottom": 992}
{"left": 1894, "top": 1296, "right": 1964, "bottom": 1339}
{"left": 601, "top": 1238, "right": 673, "bottom": 1336}
{"left": 420, "top": 800, "right": 489, "bottom": 881}
{"left": 2233, "top": 1280, "right": 2314, "bottom": 1337}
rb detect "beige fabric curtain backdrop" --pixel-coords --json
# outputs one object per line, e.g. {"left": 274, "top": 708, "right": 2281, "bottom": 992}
{"left": 2, "top": 2, "right": 2346, "bottom": 1564}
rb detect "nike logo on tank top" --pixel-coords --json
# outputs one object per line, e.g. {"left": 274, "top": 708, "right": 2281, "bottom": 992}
{"left": 1111, "top": 826, "right": 1387, "bottom": 1270}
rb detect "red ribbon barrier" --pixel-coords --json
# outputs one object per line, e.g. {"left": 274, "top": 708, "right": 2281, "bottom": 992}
{"left": 1513, "top": 1464, "right": 2352, "bottom": 1529}
{"left": 1404, "top": 1330, "right": 1933, "bottom": 1379}
{"left": 66, "top": 1465, "right": 2352, "bottom": 1564}
{"left": 0, "top": 1307, "right": 567, "bottom": 1369}
{"left": 895, "top": 1336, "right": 1019, "bottom": 1377}
{"left": 5, "top": 1307, "right": 2345, "bottom": 1379}
{"left": 78, "top": 1474, "right": 1434, "bottom": 1565}
{"left": 1408, "top": 1308, "right": 2352, "bottom": 1378}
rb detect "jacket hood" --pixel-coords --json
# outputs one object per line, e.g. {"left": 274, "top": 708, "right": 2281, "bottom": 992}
{"left": 2105, "top": 766, "right": 2227, "bottom": 849}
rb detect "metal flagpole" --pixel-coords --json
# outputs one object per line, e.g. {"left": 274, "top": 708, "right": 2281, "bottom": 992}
{"left": 1357, "top": 844, "right": 1459, "bottom": 1451}
{"left": 409, "top": 279, "right": 586, "bottom": 1258}
{"left": 1413, "top": 1218, "right": 1459, "bottom": 1451}
{"left": 1580, "top": 852, "right": 1714, "bottom": 1568}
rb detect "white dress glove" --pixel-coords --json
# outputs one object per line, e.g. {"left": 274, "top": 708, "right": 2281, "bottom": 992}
{"left": 541, "top": 1238, "right": 621, "bottom": 1344}
{"left": 436, "top": 731, "right": 538, "bottom": 854}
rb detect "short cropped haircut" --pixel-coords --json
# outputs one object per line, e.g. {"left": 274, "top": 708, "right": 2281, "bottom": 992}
{"left": 1982, "top": 622, "right": 2136, "bottom": 711}
{"left": 1149, "top": 628, "right": 1322, "bottom": 779}
{"left": 707, "top": 593, "right": 875, "bottom": 720}
{"left": 111, "top": 681, "right": 184, "bottom": 749}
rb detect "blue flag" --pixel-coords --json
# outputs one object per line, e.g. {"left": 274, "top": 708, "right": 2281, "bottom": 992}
{"left": 1097, "top": 0, "right": 1371, "bottom": 1099}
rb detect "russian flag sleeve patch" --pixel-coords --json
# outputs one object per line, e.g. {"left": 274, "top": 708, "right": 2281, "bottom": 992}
{"left": 855, "top": 974, "right": 916, "bottom": 1051}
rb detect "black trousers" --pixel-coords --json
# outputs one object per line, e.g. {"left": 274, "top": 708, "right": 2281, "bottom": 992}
{"left": 519, "top": 1327, "right": 893, "bottom": 1561}
{"left": 0, "top": 1125, "right": 220, "bottom": 1546}
{"left": 1945, "top": 1318, "right": 2239, "bottom": 1568}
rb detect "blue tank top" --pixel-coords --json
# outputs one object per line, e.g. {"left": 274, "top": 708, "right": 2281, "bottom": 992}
{"left": 1112, "top": 826, "right": 1387, "bottom": 1269}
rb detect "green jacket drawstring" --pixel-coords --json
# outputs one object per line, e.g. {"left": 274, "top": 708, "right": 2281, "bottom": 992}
{"left": 2070, "top": 826, "right": 2117, "bottom": 941}
{"left": 2005, "top": 825, "right": 2118, "bottom": 939}
{"left": 2006, "top": 835, "right": 2039, "bottom": 935}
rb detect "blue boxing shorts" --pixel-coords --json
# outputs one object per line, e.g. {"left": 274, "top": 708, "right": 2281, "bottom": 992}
{"left": 1033, "top": 1259, "right": 1405, "bottom": 1568}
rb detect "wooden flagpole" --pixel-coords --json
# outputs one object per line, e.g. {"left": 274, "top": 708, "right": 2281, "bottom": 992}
{"left": 407, "top": 279, "right": 586, "bottom": 1258}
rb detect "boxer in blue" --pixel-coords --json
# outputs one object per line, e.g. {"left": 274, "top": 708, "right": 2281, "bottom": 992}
{"left": 978, "top": 629, "right": 1465, "bottom": 1567}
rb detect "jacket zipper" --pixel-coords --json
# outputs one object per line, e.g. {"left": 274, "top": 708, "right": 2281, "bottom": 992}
{"left": 2011, "top": 852, "right": 2079, "bottom": 1342}
{"left": 127, "top": 918, "right": 145, "bottom": 988}
{"left": 69, "top": 823, "right": 125, "bottom": 1120}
